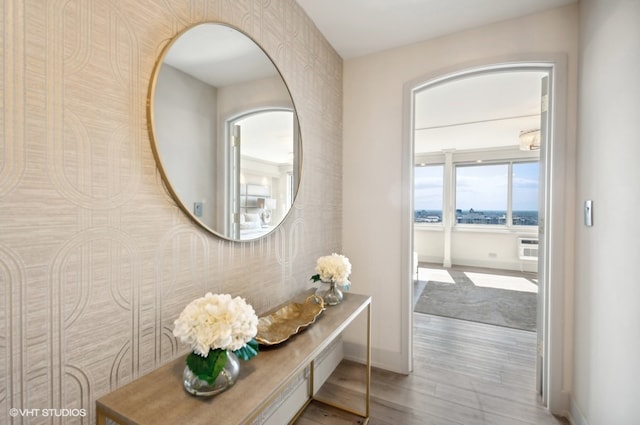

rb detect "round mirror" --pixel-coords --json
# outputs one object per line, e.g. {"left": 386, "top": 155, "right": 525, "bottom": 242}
{"left": 148, "top": 22, "right": 302, "bottom": 241}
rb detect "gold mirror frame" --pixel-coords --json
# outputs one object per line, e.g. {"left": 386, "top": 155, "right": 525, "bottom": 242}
{"left": 147, "top": 22, "right": 302, "bottom": 241}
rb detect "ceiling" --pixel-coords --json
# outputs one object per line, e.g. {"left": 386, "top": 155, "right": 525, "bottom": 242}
{"left": 295, "top": 0, "right": 573, "bottom": 154}
{"left": 163, "top": 3, "right": 575, "bottom": 162}
{"left": 414, "top": 71, "right": 546, "bottom": 153}
{"left": 163, "top": 23, "right": 277, "bottom": 87}
{"left": 295, "top": 0, "right": 577, "bottom": 59}
{"left": 162, "top": 24, "right": 292, "bottom": 165}
{"left": 237, "top": 110, "right": 294, "bottom": 166}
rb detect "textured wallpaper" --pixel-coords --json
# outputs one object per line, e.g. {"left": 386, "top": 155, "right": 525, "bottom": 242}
{"left": 0, "top": 0, "right": 343, "bottom": 423}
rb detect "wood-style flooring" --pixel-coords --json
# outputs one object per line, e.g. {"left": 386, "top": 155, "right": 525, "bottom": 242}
{"left": 296, "top": 313, "right": 569, "bottom": 425}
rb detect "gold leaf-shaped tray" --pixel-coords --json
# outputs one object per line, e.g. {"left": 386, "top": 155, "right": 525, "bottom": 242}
{"left": 255, "top": 295, "right": 326, "bottom": 346}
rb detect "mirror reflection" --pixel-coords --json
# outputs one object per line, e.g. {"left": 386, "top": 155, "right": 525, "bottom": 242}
{"left": 149, "top": 23, "right": 301, "bottom": 241}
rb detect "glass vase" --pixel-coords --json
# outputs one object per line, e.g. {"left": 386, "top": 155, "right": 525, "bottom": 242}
{"left": 322, "top": 281, "right": 343, "bottom": 306}
{"left": 183, "top": 351, "right": 240, "bottom": 396}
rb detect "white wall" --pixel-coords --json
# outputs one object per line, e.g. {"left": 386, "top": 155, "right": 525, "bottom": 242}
{"left": 416, "top": 226, "right": 539, "bottom": 272}
{"left": 342, "top": 4, "right": 578, "bottom": 385}
{"left": 572, "top": 0, "right": 640, "bottom": 424}
{"left": 217, "top": 75, "right": 294, "bottom": 129}
{"left": 154, "top": 64, "right": 218, "bottom": 226}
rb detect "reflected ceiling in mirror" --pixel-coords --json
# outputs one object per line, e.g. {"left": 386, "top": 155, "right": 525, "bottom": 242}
{"left": 148, "top": 22, "right": 302, "bottom": 241}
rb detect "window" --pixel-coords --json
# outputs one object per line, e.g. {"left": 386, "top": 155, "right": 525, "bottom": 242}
{"left": 455, "top": 164, "right": 508, "bottom": 224}
{"left": 414, "top": 165, "right": 443, "bottom": 223}
{"left": 512, "top": 162, "right": 539, "bottom": 226}
{"left": 455, "top": 161, "right": 538, "bottom": 226}
{"left": 413, "top": 160, "right": 539, "bottom": 227}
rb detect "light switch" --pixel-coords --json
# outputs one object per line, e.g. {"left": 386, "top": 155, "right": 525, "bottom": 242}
{"left": 194, "top": 202, "right": 203, "bottom": 217}
{"left": 584, "top": 200, "right": 593, "bottom": 227}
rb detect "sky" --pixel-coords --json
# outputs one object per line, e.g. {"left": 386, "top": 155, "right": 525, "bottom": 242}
{"left": 414, "top": 162, "right": 539, "bottom": 211}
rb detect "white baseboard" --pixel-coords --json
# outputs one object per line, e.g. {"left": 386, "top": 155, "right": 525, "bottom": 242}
{"left": 418, "top": 256, "right": 538, "bottom": 273}
{"left": 568, "top": 397, "right": 589, "bottom": 425}
{"left": 417, "top": 255, "right": 444, "bottom": 265}
{"left": 343, "top": 341, "right": 408, "bottom": 374}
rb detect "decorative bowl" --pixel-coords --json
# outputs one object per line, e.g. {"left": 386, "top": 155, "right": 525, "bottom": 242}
{"left": 255, "top": 295, "right": 326, "bottom": 346}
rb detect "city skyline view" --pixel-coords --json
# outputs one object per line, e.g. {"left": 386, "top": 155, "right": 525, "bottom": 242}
{"left": 414, "top": 161, "right": 539, "bottom": 225}
{"left": 414, "top": 209, "right": 539, "bottom": 226}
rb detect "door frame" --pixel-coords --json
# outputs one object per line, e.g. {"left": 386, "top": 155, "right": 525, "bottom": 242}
{"left": 224, "top": 107, "right": 298, "bottom": 239}
{"left": 400, "top": 55, "right": 571, "bottom": 414}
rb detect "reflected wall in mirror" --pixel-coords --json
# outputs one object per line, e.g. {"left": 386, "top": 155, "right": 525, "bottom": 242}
{"left": 149, "top": 22, "right": 302, "bottom": 241}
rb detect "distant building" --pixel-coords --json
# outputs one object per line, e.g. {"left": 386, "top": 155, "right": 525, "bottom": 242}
{"left": 415, "top": 209, "right": 537, "bottom": 226}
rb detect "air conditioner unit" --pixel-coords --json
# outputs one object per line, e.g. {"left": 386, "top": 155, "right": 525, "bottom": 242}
{"left": 518, "top": 237, "right": 539, "bottom": 261}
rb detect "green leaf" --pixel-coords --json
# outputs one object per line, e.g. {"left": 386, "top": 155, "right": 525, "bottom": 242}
{"left": 310, "top": 274, "right": 321, "bottom": 283}
{"left": 186, "top": 350, "right": 227, "bottom": 385}
{"left": 234, "top": 338, "right": 259, "bottom": 361}
{"left": 210, "top": 350, "right": 228, "bottom": 383}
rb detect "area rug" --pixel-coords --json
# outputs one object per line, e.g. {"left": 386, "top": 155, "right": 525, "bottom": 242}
{"left": 414, "top": 270, "right": 537, "bottom": 331}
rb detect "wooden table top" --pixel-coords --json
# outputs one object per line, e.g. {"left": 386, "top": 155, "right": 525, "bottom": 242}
{"left": 96, "top": 293, "right": 371, "bottom": 425}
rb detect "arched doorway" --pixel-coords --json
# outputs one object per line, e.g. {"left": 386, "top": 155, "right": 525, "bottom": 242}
{"left": 401, "top": 59, "right": 570, "bottom": 411}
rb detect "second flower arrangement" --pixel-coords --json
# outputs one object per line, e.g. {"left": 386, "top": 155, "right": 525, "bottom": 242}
{"left": 311, "top": 253, "right": 352, "bottom": 305}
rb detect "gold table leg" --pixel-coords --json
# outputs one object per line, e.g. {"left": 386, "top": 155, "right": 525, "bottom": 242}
{"left": 307, "top": 302, "right": 371, "bottom": 424}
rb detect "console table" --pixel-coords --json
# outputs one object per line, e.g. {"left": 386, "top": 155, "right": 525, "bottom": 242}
{"left": 96, "top": 293, "right": 371, "bottom": 425}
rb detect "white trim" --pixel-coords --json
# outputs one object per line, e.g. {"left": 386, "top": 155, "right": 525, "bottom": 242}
{"left": 401, "top": 54, "right": 571, "bottom": 414}
{"left": 568, "top": 397, "right": 589, "bottom": 425}
{"left": 399, "top": 67, "right": 415, "bottom": 374}
{"left": 343, "top": 342, "right": 407, "bottom": 375}
{"left": 452, "top": 225, "right": 538, "bottom": 234}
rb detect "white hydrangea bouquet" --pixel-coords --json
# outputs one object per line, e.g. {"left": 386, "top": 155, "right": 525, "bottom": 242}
{"left": 173, "top": 293, "right": 259, "bottom": 386}
{"left": 310, "top": 253, "right": 352, "bottom": 291}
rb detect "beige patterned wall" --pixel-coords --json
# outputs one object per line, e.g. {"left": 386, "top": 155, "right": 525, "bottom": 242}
{"left": 0, "top": 0, "right": 342, "bottom": 423}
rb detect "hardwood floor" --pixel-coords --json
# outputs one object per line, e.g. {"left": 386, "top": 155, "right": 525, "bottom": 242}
{"left": 296, "top": 313, "right": 569, "bottom": 425}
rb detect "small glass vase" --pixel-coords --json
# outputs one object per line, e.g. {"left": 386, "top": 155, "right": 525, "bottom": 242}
{"left": 322, "top": 281, "right": 343, "bottom": 306}
{"left": 183, "top": 351, "right": 240, "bottom": 396}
